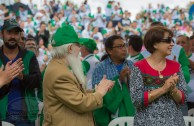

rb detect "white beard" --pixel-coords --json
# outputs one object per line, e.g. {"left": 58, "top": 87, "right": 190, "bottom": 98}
{"left": 67, "top": 53, "right": 86, "bottom": 88}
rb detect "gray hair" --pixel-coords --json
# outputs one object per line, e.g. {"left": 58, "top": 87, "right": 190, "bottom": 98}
{"left": 50, "top": 44, "right": 71, "bottom": 58}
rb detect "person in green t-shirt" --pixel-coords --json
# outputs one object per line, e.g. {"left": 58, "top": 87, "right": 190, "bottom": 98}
{"left": 127, "top": 35, "right": 143, "bottom": 63}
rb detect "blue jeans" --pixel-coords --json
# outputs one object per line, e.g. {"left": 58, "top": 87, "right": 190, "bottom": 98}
{"left": 6, "top": 116, "right": 35, "bottom": 126}
{"left": 5, "top": 120, "right": 35, "bottom": 126}
{"left": 14, "top": 121, "right": 34, "bottom": 126}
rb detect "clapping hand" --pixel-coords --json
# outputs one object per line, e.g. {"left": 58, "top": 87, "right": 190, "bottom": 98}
{"left": 0, "top": 58, "right": 24, "bottom": 87}
{"left": 95, "top": 75, "right": 115, "bottom": 96}
{"left": 162, "top": 73, "right": 179, "bottom": 93}
{"left": 119, "top": 67, "right": 131, "bottom": 83}
{"left": 13, "top": 58, "right": 25, "bottom": 80}
{"left": 5, "top": 58, "right": 24, "bottom": 80}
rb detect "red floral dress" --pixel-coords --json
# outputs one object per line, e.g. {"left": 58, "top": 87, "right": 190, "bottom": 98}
{"left": 129, "top": 58, "right": 187, "bottom": 126}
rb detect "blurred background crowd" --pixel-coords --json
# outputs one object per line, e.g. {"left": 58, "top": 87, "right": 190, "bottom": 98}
{"left": 0, "top": 0, "right": 193, "bottom": 57}
{"left": 0, "top": 0, "right": 194, "bottom": 125}
{"left": 0, "top": 0, "right": 193, "bottom": 87}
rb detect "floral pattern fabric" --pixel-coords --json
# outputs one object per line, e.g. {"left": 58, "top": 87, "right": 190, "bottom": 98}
{"left": 129, "top": 66, "right": 187, "bottom": 126}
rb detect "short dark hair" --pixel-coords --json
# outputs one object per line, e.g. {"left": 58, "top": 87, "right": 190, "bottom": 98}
{"left": 190, "top": 35, "right": 194, "bottom": 40}
{"left": 105, "top": 35, "right": 123, "bottom": 53}
{"left": 40, "top": 21, "right": 46, "bottom": 26}
{"left": 19, "top": 5, "right": 24, "bottom": 9}
{"left": 150, "top": 21, "right": 164, "bottom": 27}
{"left": 144, "top": 26, "right": 173, "bottom": 53}
{"left": 1, "top": 4, "right": 6, "bottom": 7}
{"left": 128, "top": 35, "right": 143, "bottom": 52}
{"left": 26, "top": 37, "right": 35, "bottom": 42}
{"left": 101, "top": 53, "right": 108, "bottom": 62}
{"left": 177, "top": 35, "right": 189, "bottom": 41}
{"left": 26, "top": 35, "right": 36, "bottom": 41}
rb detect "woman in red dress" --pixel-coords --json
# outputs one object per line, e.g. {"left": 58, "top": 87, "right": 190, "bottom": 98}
{"left": 130, "top": 26, "right": 187, "bottom": 126}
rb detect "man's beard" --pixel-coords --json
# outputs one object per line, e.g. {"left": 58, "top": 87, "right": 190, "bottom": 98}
{"left": 4, "top": 39, "right": 19, "bottom": 49}
{"left": 67, "top": 53, "right": 86, "bottom": 88}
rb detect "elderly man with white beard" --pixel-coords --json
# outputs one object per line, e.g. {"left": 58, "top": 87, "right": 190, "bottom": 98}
{"left": 43, "top": 24, "right": 114, "bottom": 126}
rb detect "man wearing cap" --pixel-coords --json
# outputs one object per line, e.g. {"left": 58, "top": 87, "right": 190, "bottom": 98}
{"left": 43, "top": 24, "right": 114, "bottom": 126}
{"left": 80, "top": 38, "right": 99, "bottom": 90}
{"left": 0, "top": 19, "right": 42, "bottom": 126}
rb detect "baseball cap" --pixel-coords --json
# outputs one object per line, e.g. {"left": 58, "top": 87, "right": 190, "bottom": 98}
{"left": 2, "top": 19, "right": 23, "bottom": 32}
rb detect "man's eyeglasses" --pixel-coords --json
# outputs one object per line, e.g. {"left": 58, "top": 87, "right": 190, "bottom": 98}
{"left": 112, "top": 43, "right": 127, "bottom": 49}
{"left": 160, "top": 37, "right": 174, "bottom": 44}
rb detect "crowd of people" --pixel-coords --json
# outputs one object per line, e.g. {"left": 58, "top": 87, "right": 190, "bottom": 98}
{"left": 0, "top": 0, "right": 193, "bottom": 126}
{"left": 0, "top": 0, "right": 194, "bottom": 56}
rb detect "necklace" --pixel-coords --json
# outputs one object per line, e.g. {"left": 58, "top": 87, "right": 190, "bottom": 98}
{"left": 147, "top": 57, "right": 166, "bottom": 79}
{"left": 158, "top": 71, "right": 163, "bottom": 79}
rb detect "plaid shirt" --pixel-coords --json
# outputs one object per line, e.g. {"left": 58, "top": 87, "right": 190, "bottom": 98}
{"left": 92, "top": 56, "right": 134, "bottom": 88}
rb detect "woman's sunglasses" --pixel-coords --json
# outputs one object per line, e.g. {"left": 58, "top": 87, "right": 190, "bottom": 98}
{"left": 160, "top": 37, "right": 174, "bottom": 44}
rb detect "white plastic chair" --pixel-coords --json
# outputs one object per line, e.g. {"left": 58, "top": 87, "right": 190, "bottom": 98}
{"left": 108, "top": 117, "right": 134, "bottom": 126}
{"left": 184, "top": 116, "right": 194, "bottom": 126}
{"left": 2, "top": 121, "right": 14, "bottom": 126}
{"left": 188, "top": 108, "right": 194, "bottom": 116}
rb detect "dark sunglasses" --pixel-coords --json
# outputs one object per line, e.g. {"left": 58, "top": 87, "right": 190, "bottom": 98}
{"left": 160, "top": 37, "right": 174, "bottom": 44}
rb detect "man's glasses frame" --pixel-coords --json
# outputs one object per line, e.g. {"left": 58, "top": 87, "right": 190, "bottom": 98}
{"left": 112, "top": 43, "right": 128, "bottom": 49}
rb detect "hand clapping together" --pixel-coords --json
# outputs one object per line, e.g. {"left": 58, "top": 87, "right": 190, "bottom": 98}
{"left": 0, "top": 58, "right": 24, "bottom": 88}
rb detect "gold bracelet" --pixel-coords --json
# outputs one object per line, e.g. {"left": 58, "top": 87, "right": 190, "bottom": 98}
{"left": 171, "top": 89, "right": 178, "bottom": 96}
{"left": 149, "top": 92, "right": 153, "bottom": 101}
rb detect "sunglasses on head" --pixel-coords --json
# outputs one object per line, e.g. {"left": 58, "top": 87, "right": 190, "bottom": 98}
{"left": 160, "top": 37, "right": 174, "bottom": 44}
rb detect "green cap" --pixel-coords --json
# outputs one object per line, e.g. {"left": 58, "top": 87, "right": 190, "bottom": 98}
{"left": 2, "top": 19, "right": 23, "bottom": 32}
{"left": 51, "top": 24, "right": 83, "bottom": 47}
{"left": 80, "top": 38, "right": 97, "bottom": 51}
